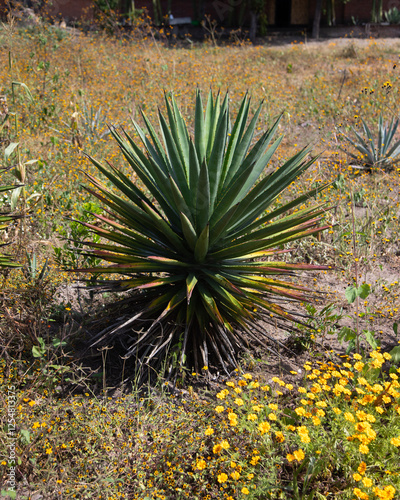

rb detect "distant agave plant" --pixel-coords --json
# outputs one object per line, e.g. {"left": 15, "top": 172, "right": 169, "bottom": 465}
{"left": 0, "top": 168, "right": 21, "bottom": 269}
{"left": 341, "top": 115, "right": 400, "bottom": 172}
{"left": 77, "top": 91, "right": 331, "bottom": 376}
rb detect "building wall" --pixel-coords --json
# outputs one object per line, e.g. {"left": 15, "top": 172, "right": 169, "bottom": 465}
{"left": 138, "top": 0, "right": 396, "bottom": 27}
{"left": 343, "top": 0, "right": 399, "bottom": 23}
{"left": 292, "top": 0, "right": 309, "bottom": 25}
{"left": 2, "top": 0, "right": 400, "bottom": 26}
{"left": 45, "top": 0, "right": 94, "bottom": 20}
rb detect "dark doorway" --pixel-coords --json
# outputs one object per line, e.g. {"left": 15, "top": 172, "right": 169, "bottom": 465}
{"left": 275, "top": 0, "right": 292, "bottom": 26}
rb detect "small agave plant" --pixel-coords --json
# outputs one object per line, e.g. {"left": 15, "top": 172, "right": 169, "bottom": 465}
{"left": 341, "top": 115, "right": 400, "bottom": 172}
{"left": 78, "top": 91, "right": 331, "bottom": 377}
{"left": 0, "top": 168, "right": 21, "bottom": 269}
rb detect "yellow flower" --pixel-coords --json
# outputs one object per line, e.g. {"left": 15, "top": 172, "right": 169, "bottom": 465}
{"left": 293, "top": 449, "right": 305, "bottom": 462}
{"left": 312, "top": 416, "right": 321, "bottom": 426}
{"left": 235, "top": 398, "right": 244, "bottom": 406}
{"left": 32, "top": 422, "right": 40, "bottom": 429}
{"left": 344, "top": 412, "right": 355, "bottom": 422}
{"left": 247, "top": 473, "right": 254, "bottom": 480}
{"left": 258, "top": 421, "right": 271, "bottom": 435}
{"left": 372, "top": 485, "right": 396, "bottom": 500}
{"left": 358, "top": 461, "right": 367, "bottom": 474}
{"left": 231, "top": 471, "right": 240, "bottom": 480}
{"left": 353, "top": 472, "right": 362, "bottom": 481}
{"left": 354, "top": 362, "right": 365, "bottom": 372}
{"left": 241, "top": 487, "right": 250, "bottom": 495}
{"left": 359, "top": 444, "right": 369, "bottom": 454}
{"left": 355, "top": 422, "right": 370, "bottom": 433}
{"left": 297, "top": 426, "right": 309, "bottom": 436}
{"left": 390, "top": 436, "right": 400, "bottom": 447}
{"left": 247, "top": 413, "right": 257, "bottom": 421}
{"left": 226, "top": 381, "right": 235, "bottom": 388}
{"left": 275, "top": 431, "right": 285, "bottom": 443}
{"left": 215, "top": 405, "right": 225, "bottom": 413}
{"left": 221, "top": 440, "right": 230, "bottom": 450}
{"left": 295, "top": 407, "right": 306, "bottom": 416}
{"left": 268, "top": 403, "right": 278, "bottom": 411}
{"left": 286, "top": 453, "right": 295, "bottom": 462}
{"left": 353, "top": 353, "right": 362, "bottom": 360}
{"left": 205, "top": 427, "right": 214, "bottom": 436}
{"left": 217, "top": 390, "right": 228, "bottom": 400}
{"left": 353, "top": 488, "right": 369, "bottom": 499}
{"left": 243, "top": 373, "right": 252, "bottom": 380}
{"left": 268, "top": 413, "right": 277, "bottom": 421}
{"left": 333, "top": 407, "right": 341, "bottom": 415}
{"left": 217, "top": 473, "right": 228, "bottom": 483}
{"left": 250, "top": 455, "right": 260, "bottom": 466}
{"left": 46, "top": 447, "right": 53, "bottom": 455}
{"left": 196, "top": 459, "right": 206, "bottom": 470}
{"left": 362, "top": 477, "right": 373, "bottom": 488}
{"left": 213, "top": 444, "right": 222, "bottom": 454}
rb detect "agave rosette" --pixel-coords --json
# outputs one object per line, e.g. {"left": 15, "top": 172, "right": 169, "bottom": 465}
{"left": 341, "top": 115, "right": 400, "bottom": 171}
{"left": 78, "top": 91, "right": 331, "bottom": 373}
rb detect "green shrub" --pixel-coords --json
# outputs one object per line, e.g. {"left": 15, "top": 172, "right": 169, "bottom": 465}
{"left": 76, "top": 91, "right": 331, "bottom": 377}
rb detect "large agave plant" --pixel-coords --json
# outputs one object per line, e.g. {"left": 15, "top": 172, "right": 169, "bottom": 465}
{"left": 0, "top": 168, "right": 21, "bottom": 269}
{"left": 78, "top": 91, "right": 331, "bottom": 376}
